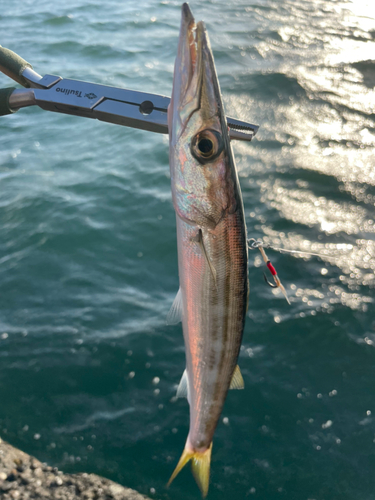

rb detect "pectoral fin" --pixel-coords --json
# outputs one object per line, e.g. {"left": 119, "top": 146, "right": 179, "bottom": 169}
{"left": 194, "top": 229, "right": 217, "bottom": 286}
{"left": 229, "top": 365, "right": 244, "bottom": 390}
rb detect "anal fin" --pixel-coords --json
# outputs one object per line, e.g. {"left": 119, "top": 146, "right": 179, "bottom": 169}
{"left": 176, "top": 369, "right": 190, "bottom": 402}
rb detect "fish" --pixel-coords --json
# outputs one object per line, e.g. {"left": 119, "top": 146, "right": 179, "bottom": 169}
{"left": 167, "top": 3, "right": 249, "bottom": 497}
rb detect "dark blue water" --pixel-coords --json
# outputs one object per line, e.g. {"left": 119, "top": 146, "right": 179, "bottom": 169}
{"left": 1, "top": 1, "right": 375, "bottom": 499}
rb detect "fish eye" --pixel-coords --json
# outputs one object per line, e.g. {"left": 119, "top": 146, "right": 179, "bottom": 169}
{"left": 191, "top": 129, "right": 223, "bottom": 164}
{"left": 198, "top": 138, "right": 213, "bottom": 157}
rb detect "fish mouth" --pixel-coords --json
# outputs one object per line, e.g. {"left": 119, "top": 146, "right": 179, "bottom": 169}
{"left": 169, "top": 3, "right": 222, "bottom": 138}
{"left": 178, "top": 3, "right": 197, "bottom": 94}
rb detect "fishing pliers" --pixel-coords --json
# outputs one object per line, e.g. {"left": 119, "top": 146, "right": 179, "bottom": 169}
{"left": 0, "top": 45, "right": 259, "bottom": 141}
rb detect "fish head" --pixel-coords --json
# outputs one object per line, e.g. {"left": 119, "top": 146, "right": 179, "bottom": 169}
{"left": 168, "top": 3, "right": 237, "bottom": 229}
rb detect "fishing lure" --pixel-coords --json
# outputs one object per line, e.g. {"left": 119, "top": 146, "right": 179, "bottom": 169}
{"left": 248, "top": 238, "right": 329, "bottom": 305}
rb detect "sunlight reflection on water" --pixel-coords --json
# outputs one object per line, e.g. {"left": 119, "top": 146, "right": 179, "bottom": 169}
{"left": 228, "top": 0, "right": 375, "bottom": 315}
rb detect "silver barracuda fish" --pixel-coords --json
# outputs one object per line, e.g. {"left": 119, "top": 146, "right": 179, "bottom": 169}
{"left": 167, "top": 3, "right": 249, "bottom": 497}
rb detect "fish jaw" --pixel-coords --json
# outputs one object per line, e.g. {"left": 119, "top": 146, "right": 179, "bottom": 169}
{"left": 168, "top": 2, "right": 197, "bottom": 139}
{"left": 169, "top": 3, "right": 222, "bottom": 144}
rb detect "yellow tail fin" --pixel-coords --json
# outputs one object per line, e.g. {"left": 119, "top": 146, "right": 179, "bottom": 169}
{"left": 167, "top": 442, "right": 213, "bottom": 497}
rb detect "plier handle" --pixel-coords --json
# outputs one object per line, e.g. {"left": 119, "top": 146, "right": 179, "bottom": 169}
{"left": 0, "top": 45, "right": 259, "bottom": 141}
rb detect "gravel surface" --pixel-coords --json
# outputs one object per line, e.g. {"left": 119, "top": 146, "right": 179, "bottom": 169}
{"left": 0, "top": 438, "right": 151, "bottom": 500}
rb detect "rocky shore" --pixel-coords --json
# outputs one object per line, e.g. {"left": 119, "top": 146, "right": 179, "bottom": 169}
{"left": 0, "top": 439, "right": 151, "bottom": 500}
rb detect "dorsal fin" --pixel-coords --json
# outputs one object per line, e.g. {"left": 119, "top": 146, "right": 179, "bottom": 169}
{"left": 229, "top": 365, "right": 244, "bottom": 390}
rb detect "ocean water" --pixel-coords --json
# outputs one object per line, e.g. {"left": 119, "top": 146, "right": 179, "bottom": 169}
{"left": 1, "top": 0, "right": 375, "bottom": 499}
